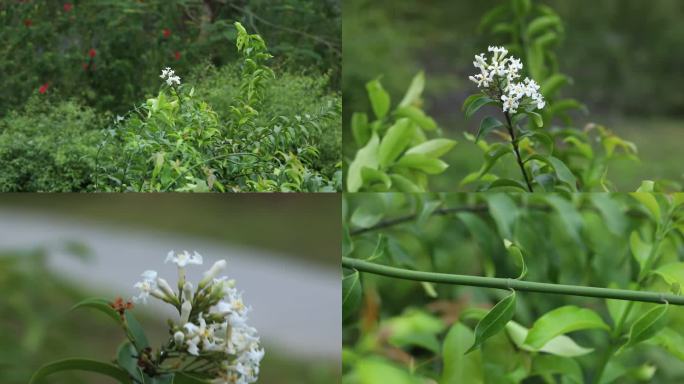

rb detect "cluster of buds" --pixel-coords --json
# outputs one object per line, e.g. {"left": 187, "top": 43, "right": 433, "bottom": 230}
{"left": 160, "top": 67, "right": 181, "bottom": 86}
{"left": 469, "top": 46, "right": 545, "bottom": 114}
{"left": 133, "top": 251, "right": 264, "bottom": 384}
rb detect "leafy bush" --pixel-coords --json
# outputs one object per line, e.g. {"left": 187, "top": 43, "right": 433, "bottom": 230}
{"left": 0, "top": 96, "right": 103, "bottom": 192}
{"left": 96, "top": 23, "right": 341, "bottom": 192}
{"left": 342, "top": 192, "right": 684, "bottom": 383}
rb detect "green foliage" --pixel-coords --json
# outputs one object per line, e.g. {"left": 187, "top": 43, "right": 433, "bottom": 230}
{"left": 342, "top": 192, "right": 684, "bottom": 383}
{"left": 0, "top": 97, "right": 103, "bottom": 191}
{"left": 346, "top": 73, "right": 456, "bottom": 192}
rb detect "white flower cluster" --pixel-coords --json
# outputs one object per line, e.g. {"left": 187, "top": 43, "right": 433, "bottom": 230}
{"left": 469, "top": 46, "right": 545, "bottom": 114}
{"left": 160, "top": 67, "right": 181, "bottom": 86}
{"left": 133, "top": 251, "right": 264, "bottom": 384}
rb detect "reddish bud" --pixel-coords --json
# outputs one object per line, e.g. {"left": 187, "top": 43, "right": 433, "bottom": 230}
{"left": 38, "top": 83, "right": 49, "bottom": 94}
{"left": 163, "top": 28, "right": 171, "bottom": 38}
{"left": 88, "top": 48, "right": 96, "bottom": 58}
{"left": 174, "top": 51, "right": 181, "bottom": 61}
{"left": 23, "top": 19, "right": 33, "bottom": 27}
{"left": 63, "top": 3, "right": 73, "bottom": 12}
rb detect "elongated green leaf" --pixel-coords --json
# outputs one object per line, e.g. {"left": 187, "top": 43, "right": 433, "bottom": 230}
{"left": 476, "top": 116, "right": 503, "bottom": 142}
{"left": 342, "top": 268, "right": 362, "bottom": 321}
{"left": 629, "top": 231, "right": 652, "bottom": 272}
{"left": 361, "top": 167, "right": 392, "bottom": 191}
{"left": 405, "top": 138, "right": 456, "bottom": 158}
{"left": 526, "top": 111, "right": 543, "bottom": 128}
{"left": 650, "top": 327, "right": 684, "bottom": 361}
{"left": 541, "top": 74, "right": 570, "bottom": 98}
{"left": 347, "top": 133, "right": 380, "bottom": 192}
{"left": 125, "top": 311, "right": 150, "bottom": 352}
{"left": 357, "top": 358, "right": 418, "bottom": 384}
{"left": 465, "top": 96, "right": 496, "bottom": 120}
{"left": 399, "top": 71, "right": 425, "bottom": 108}
{"left": 630, "top": 193, "right": 662, "bottom": 222}
{"left": 395, "top": 106, "right": 437, "bottom": 131}
{"left": 441, "top": 323, "right": 483, "bottom": 384}
{"left": 503, "top": 240, "right": 527, "bottom": 279}
{"left": 396, "top": 154, "right": 448, "bottom": 174}
{"left": 526, "top": 16, "right": 561, "bottom": 38}
{"left": 618, "top": 303, "right": 668, "bottom": 353}
{"left": 366, "top": 79, "right": 391, "bottom": 119}
{"left": 351, "top": 112, "right": 370, "bottom": 147}
{"left": 528, "top": 154, "right": 577, "bottom": 191}
{"left": 547, "top": 99, "right": 587, "bottom": 118}
{"left": 652, "top": 262, "right": 684, "bottom": 294}
{"left": 531, "top": 355, "right": 582, "bottom": 384}
{"left": 367, "top": 234, "right": 389, "bottom": 262}
{"left": 29, "top": 358, "right": 132, "bottom": 384}
{"left": 389, "top": 174, "right": 423, "bottom": 192}
{"left": 524, "top": 306, "right": 609, "bottom": 349}
{"left": 487, "top": 178, "right": 528, "bottom": 191}
{"left": 506, "top": 321, "right": 594, "bottom": 357}
{"left": 379, "top": 119, "right": 413, "bottom": 167}
{"left": 71, "top": 298, "right": 121, "bottom": 324}
{"left": 466, "top": 291, "right": 516, "bottom": 354}
{"left": 486, "top": 194, "right": 518, "bottom": 239}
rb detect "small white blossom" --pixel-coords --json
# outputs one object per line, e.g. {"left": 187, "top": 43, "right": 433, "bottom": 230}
{"left": 133, "top": 270, "right": 158, "bottom": 303}
{"left": 160, "top": 67, "right": 182, "bottom": 86}
{"left": 166, "top": 250, "right": 203, "bottom": 267}
{"left": 468, "top": 47, "right": 545, "bottom": 114}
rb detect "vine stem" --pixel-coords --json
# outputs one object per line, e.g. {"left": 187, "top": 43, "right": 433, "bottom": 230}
{"left": 342, "top": 257, "right": 684, "bottom": 305}
{"left": 503, "top": 111, "right": 534, "bottom": 192}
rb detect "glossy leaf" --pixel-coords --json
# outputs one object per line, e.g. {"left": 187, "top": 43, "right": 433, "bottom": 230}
{"left": 117, "top": 341, "right": 143, "bottom": 382}
{"left": 486, "top": 194, "right": 518, "bottom": 239}
{"left": 531, "top": 355, "right": 583, "bottom": 384}
{"left": 541, "top": 73, "right": 570, "bottom": 98}
{"left": 71, "top": 297, "right": 121, "bottom": 324}
{"left": 652, "top": 262, "right": 684, "bottom": 294}
{"left": 465, "top": 96, "right": 496, "bottom": 120}
{"left": 618, "top": 303, "right": 668, "bottom": 353}
{"left": 441, "top": 323, "right": 483, "bottom": 384}
{"left": 630, "top": 193, "right": 662, "bottom": 222}
{"left": 351, "top": 112, "right": 370, "bottom": 147}
{"left": 379, "top": 119, "right": 414, "bottom": 167}
{"left": 366, "top": 79, "right": 391, "bottom": 119}
{"left": 361, "top": 167, "right": 391, "bottom": 191}
{"left": 125, "top": 311, "right": 149, "bottom": 352}
{"left": 357, "top": 358, "right": 418, "bottom": 384}
{"left": 466, "top": 290, "right": 516, "bottom": 353}
{"left": 476, "top": 116, "right": 503, "bottom": 142}
{"left": 389, "top": 174, "right": 423, "bottom": 192}
{"left": 398, "top": 71, "right": 425, "bottom": 108}
{"left": 503, "top": 240, "right": 527, "bottom": 279}
{"left": 650, "top": 327, "right": 684, "bottom": 361}
{"left": 396, "top": 154, "right": 449, "bottom": 174}
{"left": 347, "top": 133, "right": 380, "bottom": 192}
{"left": 395, "top": 106, "right": 437, "bottom": 131}
{"left": 506, "top": 321, "right": 594, "bottom": 357}
{"left": 342, "top": 268, "right": 362, "bottom": 321}
{"left": 405, "top": 138, "right": 457, "bottom": 158}
{"left": 524, "top": 306, "right": 609, "bottom": 349}
{"left": 29, "top": 358, "right": 132, "bottom": 384}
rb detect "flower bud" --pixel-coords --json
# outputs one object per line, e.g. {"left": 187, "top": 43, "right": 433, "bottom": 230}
{"left": 180, "top": 300, "right": 192, "bottom": 324}
{"left": 157, "top": 277, "right": 176, "bottom": 299}
{"left": 199, "top": 259, "right": 227, "bottom": 288}
{"left": 183, "top": 281, "right": 194, "bottom": 301}
{"left": 174, "top": 331, "right": 185, "bottom": 346}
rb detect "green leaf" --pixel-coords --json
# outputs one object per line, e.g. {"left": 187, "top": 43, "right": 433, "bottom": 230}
{"left": 351, "top": 112, "right": 370, "bottom": 147}
{"left": 618, "top": 303, "right": 668, "bottom": 353}
{"left": 630, "top": 193, "right": 662, "bottom": 222}
{"left": 357, "top": 358, "right": 418, "bottom": 384}
{"left": 652, "top": 262, "right": 684, "bottom": 294}
{"left": 389, "top": 174, "right": 423, "bottom": 192}
{"left": 590, "top": 194, "right": 628, "bottom": 235}
{"left": 541, "top": 74, "right": 570, "bottom": 98}
{"left": 350, "top": 194, "right": 386, "bottom": 228}
{"left": 503, "top": 240, "right": 527, "bottom": 279}
{"left": 528, "top": 154, "right": 577, "bottom": 191}
{"left": 476, "top": 116, "right": 503, "bottom": 142}
{"left": 125, "top": 311, "right": 150, "bottom": 352}
{"left": 405, "top": 138, "right": 457, "bottom": 158}
{"left": 487, "top": 178, "right": 529, "bottom": 191}
{"left": 29, "top": 358, "right": 132, "bottom": 384}
{"left": 636, "top": 180, "right": 655, "bottom": 192}
{"left": 441, "top": 323, "right": 484, "bottom": 384}
{"left": 526, "top": 16, "right": 561, "bottom": 38}
{"left": 485, "top": 194, "right": 518, "bottom": 239}
{"left": 174, "top": 373, "right": 211, "bottom": 384}
{"left": 367, "top": 234, "right": 389, "bottom": 262}
{"left": 399, "top": 71, "right": 425, "bottom": 108}
{"left": 361, "top": 167, "right": 392, "bottom": 191}
{"left": 347, "top": 133, "right": 380, "bottom": 192}
{"left": 547, "top": 99, "right": 587, "bottom": 118}
{"left": 366, "top": 79, "right": 391, "bottom": 119}
{"left": 506, "top": 321, "right": 594, "bottom": 357}
{"left": 151, "top": 374, "right": 175, "bottom": 384}
{"left": 530, "top": 355, "right": 583, "bottom": 384}
{"left": 650, "top": 327, "right": 684, "bottom": 361}
{"left": 395, "top": 106, "right": 437, "bottom": 131}
{"left": 379, "top": 118, "right": 414, "bottom": 167}
{"left": 342, "top": 268, "right": 362, "bottom": 321}
{"left": 629, "top": 231, "right": 652, "bottom": 272}
{"left": 465, "top": 96, "right": 496, "bottom": 120}
{"left": 396, "top": 154, "right": 449, "bottom": 174}
{"left": 524, "top": 306, "right": 609, "bottom": 349}
{"left": 466, "top": 290, "right": 516, "bottom": 354}
{"left": 71, "top": 298, "right": 121, "bottom": 324}
{"left": 117, "top": 342, "right": 143, "bottom": 382}
{"left": 526, "top": 111, "right": 543, "bottom": 128}
{"left": 342, "top": 225, "right": 354, "bottom": 257}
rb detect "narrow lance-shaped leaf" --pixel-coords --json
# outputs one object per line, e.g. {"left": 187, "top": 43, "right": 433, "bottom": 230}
{"left": 342, "top": 268, "right": 362, "bottom": 321}
{"left": 476, "top": 116, "right": 503, "bottom": 142}
{"left": 465, "top": 95, "right": 496, "bottom": 120}
{"left": 398, "top": 71, "right": 425, "bottom": 108}
{"left": 125, "top": 311, "right": 150, "bottom": 352}
{"left": 366, "top": 79, "right": 391, "bottom": 119}
{"left": 378, "top": 118, "right": 414, "bottom": 167}
{"left": 503, "top": 240, "right": 527, "bottom": 279}
{"left": 71, "top": 297, "right": 122, "bottom": 325}
{"left": 524, "top": 306, "right": 609, "bottom": 349}
{"left": 618, "top": 303, "right": 669, "bottom": 353}
{"left": 29, "top": 358, "right": 133, "bottom": 384}
{"left": 466, "top": 290, "right": 516, "bottom": 354}
{"left": 405, "top": 139, "right": 457, "bottom": 158}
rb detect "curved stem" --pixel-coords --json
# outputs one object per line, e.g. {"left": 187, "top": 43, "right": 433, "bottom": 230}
{"left": 342, "top": 257, "right": 684, "bottom": 305}
{"left": 504, "top": 111, "right": 534, "bottom": 192}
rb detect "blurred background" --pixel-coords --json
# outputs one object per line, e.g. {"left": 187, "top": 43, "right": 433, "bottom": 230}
{"left": 343, "top": 0, "right": 684, "bottom": 190}
{"left": 0, "top": 194, "right": 340, "bottom": 383}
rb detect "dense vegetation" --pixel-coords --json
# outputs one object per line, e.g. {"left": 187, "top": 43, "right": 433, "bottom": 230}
{"left": 343, "top": 192, "right": 684, "bottom": 383}
{"left": 0, "top": 0, "right": 341, "bottom": 192}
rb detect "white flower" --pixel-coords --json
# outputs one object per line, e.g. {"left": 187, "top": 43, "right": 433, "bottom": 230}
{"left": 180, "top": 300, "right": 192, "bottom": 324}
{"left": 174, "top": 331, "right": 185, "bottom": 345}
{"left": 200, "top": 259, "right": 228, "bottom": 287}
{"left": 166, "top": 250, "right": 203, "bottom": 267}
{"left": 160, "top": 67, "right": 182, "bottom": 86}
{"left": 133, "top": 270, "right": 158, "bottom": 303}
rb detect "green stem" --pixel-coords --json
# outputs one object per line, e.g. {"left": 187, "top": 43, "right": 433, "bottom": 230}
{"left": 342, "top": 257, "right": 684, "bottom": 305}
{"left": 504, "top": 111, "right": 534, "bottom": 192}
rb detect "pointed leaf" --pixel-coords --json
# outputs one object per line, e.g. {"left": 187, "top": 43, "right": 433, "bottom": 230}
{"left": 405, "top": 139, "right": 457, "bottom": 158}
{"left": 506, "top": 321, "right": 594, "bottom": 357}
{"left": 342, "top": 268, "right": 362, "bottom": 321}
{"left": 395, "top": 106, "right": 437, "bottom": 131}
{"left": 466, "top": 290, "right": 516, "bottom": 354}
{"left": 618, "top": 303, "right": 669, "bottom": 353}
{"left": 399, "top": 71, "right": 425, "bottom": 108}
{"left": 396, "top": 154, "right": 449, "bottom": 174}
{"left": 465, "top": 96, "right": 496, "bottom": 120}
{"left": 125, "top": 311, "right": 150, "bottom": 352}
{"left": 71, "top": 298, "right": 121, "bottom": 325}
{"left": 29, "top": 358, "right": 132, "bottom": 384}
{"left": 524, "top": 306, "right": 609, "bottom": 349}
{"left": 366, "top": 79, "right": 391, "bottom": 119}
{"left": 347, "top": 133, "right": 380, "bottom": 192}
{"left": 476, "top": 116, "right": 503, "bottom": 142}
{"left": 379, "top": 118, "right": 414, "bottom": 167}
{"left": 630, "top": 193, "right": 661, "bottom": 222}
{"left": 351, "top": 112, "right": 370, "bottom": 147}
{"left": 441, "top": 323, "right": 484, "bottom": 384}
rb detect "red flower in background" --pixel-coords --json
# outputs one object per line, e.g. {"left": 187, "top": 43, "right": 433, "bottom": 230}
{"left": 39, "top": 83, "right": 49, "bottom": 94}
{"left": 163, "top": 28, "right": 171, "bottom": 38}
{"left": 174, "top": 51, "right": 181, "bottom": 61}
{"left": 23, "top": 19, "right": 33, "bottom": 27}
{"left": 63, "top": 3, "right": 73, "bottom": 12}
{"left": 89, "top": 48, "right": 97, "bottom": 58}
